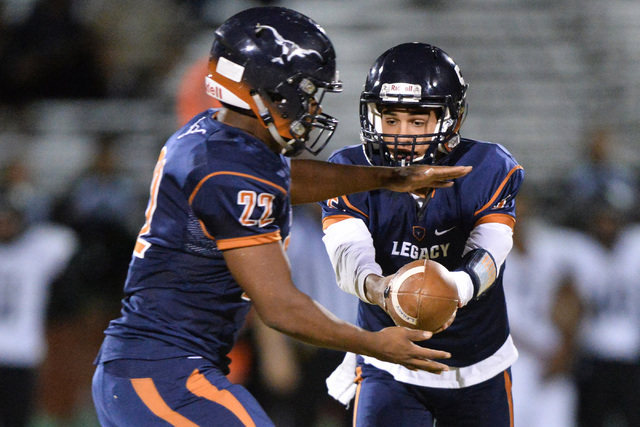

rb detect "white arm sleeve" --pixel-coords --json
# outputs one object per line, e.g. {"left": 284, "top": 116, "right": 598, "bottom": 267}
{"left": 465, "top": 222, "right": 514, "bottom": 270}
{"left": 323, "top": 219, "right": 513, "bottom": 307}
{"left": 322, "top": 217, "right": 382, "bottom": 304}
{"left": 452, "top": 222, "right": 514, "bottom": 306}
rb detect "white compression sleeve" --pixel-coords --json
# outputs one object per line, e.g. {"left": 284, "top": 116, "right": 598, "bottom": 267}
{"left": 323, "top": 220, "right": 512, "bottom": 307}
{"left": 465, "top": 222, "right": 513, "bottom": 270}
{"left": 452, "top": 222, "right": 514, "bottom": 306}
{"left": 450, "top": 271, "right": 474, "bottom": 307}
{"left": 322, "top": 217, "right": 382, "bottom": 304}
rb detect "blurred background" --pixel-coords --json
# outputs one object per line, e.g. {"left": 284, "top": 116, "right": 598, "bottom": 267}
{"left": 0, "top": 0, "right": 638, "bottom": 426}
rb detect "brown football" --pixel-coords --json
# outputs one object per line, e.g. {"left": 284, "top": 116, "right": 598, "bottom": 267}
{"left": 385, "top": 259, "right": 459, "bottom": 332}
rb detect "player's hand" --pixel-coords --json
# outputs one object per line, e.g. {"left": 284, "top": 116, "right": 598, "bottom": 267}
{"left": 370, "top": 327, "right": 451, "bottom": 374}
{"left": 432, "top": 309, "right": 457, "bottom": 334}
{"left": 384, "top": 165, "right": 472, "bottom": 193}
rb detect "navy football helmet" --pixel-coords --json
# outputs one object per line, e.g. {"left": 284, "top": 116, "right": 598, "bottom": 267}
{"left": 206, "top": 7, "right": 342, "bottom": 156}
{"left": 360, "top": 43, "right": 468, "bottom": 165}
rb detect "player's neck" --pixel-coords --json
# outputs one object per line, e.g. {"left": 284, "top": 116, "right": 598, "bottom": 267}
{"left": 215, "top": 108, "right": 281, "bottom": 153}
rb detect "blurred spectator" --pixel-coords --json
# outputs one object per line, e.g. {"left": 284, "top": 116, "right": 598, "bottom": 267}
{"left": 504, "top": 188, "right": 582, "bottom": 427}
{"left": 53, "top": 132, "right": 141, "bottom": 235}
{"left": 0, "top": 8, "right": 8, "bottom": 61}
{"left": 0, "top": 156, "right": 52, "bottom": 225}
{"left": 80, "top": 0, "right": 192, "bottom": 97}
{"left": 560, "top": 126, "right": 640, "bottom": 425}
{"left": 572, "top": 201, "right": 640, "bottom": 427}
{"left": 563, "top": 127, "right": 639, "bottom": 230}
{"left": 0, "top": 187, "right": 78, "bottom": 427}
{"left": 36, "top": 133, "right": 139, "bottom": 425}
{"left": 0, "top": 0, "right": 108, "bottom": 105}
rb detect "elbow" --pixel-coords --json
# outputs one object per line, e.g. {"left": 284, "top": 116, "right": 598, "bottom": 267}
{"left": 253, "top": 292, "right": 310, "bottom": 334}
{"left": 256, "top": 305, "right": 288, "bottom": 332}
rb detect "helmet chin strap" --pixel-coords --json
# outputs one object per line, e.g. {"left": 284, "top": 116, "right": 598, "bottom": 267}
{"left": 269, "top": 125, "right": 293, "bottom": 155}
{"left": 251, "top": 92, "right": 295, "bottom": 155}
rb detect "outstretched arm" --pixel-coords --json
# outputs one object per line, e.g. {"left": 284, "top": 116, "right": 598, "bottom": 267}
{"left": 223, "top": 241, "right": 451, "bottom": 373}
{"left": 290, "top": 159, "right": 471, "bottom": 205}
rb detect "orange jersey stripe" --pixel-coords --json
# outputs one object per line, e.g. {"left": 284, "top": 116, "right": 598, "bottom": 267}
{"left": 198, "top": 219, "right": 216, "bottom": 240}
{"left": 504, "top": 370, "right": 514, "bottom": 427}
{"left": 353, "top": 366, "right": 363, "bottom": 426}
{"left": 186, "top": 369, "right": 256, "bottom": 427}
{"left": 322, "top": 214, "right": 356, "bottom": 230}
{"left": 139, "top": 147, "right": 168, "bottom": 237}
{"left": 216, "top": 230, "right": 281, "bottom": 250}
{"left": 474, "top": 213, "right": 516, "bottom": 230}
{"left": 134, "top": 238, "right": 152, "bottom": 257}
{"left": 474, "top": 165, "right": 524, "bottom": 216}
{"left": 341, "top": 195, "right": 369, "bottom": 220}
{"left": 189, "top": 171, "right": 287, "bottom": 205}
{"left": 130, "top": 378, "right": 198, "bottom": 426}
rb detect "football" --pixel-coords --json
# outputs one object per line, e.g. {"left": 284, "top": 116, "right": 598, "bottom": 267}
{"left": 384, "top": 259, "right": 459, "bottom": 332}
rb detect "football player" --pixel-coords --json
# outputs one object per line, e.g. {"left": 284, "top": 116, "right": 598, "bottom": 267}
{"left": 91, "top": 8, "right": 471, "bottom": 427}
{"left": 321, "top": 43, "right": 524, "bottom": 426}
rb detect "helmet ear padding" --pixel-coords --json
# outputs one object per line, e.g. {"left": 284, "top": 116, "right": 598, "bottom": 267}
{"left": 206, "top": 61, "right": 298, "bottom": 143}
{"left": 206, "top": 6, "right": 343, "bottom": 156}
{"left": 205, "top": 74, "right": 251, "bottom": 110}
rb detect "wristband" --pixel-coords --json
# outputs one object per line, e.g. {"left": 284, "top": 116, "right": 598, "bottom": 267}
{"left": 456, "top": 249, "right": 497, "bottom": 299}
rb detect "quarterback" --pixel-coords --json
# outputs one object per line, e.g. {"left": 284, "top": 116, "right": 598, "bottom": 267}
{"left": 322, "top": 43, "right": 524, "bottom": 426}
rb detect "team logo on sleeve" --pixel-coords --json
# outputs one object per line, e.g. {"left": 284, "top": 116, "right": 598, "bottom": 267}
{"left": 492, "top": 194, "right": 512, "bottom": 210}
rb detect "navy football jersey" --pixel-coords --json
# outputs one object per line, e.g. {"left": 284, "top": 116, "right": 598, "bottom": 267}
{"left": 321, "top": 140, "right": 524, "bottom": 367}
{"left": 97, "top": 109, "right": 291, "bottom": 371}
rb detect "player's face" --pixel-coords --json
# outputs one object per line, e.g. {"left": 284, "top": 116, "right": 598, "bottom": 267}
{"left": 380, "top": 108, "right": 439, "bottom": 158}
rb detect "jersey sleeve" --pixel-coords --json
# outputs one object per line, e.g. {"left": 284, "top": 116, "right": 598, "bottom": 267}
{"left": 320, "top": 148, "right": 371, "bottom": 230}
{"left": 467, "top": 145, "right": 524, "bottom": 229}
{"left": 189, "top": 170, "right": 287, "bottom": 250}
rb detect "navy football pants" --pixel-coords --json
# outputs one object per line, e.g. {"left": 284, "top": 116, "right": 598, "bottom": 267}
{"left": 92, "top": 357, "right": 274, "bottom": 426}
{"left": 353, "top": 365, "right": 513, "bottom": 427}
